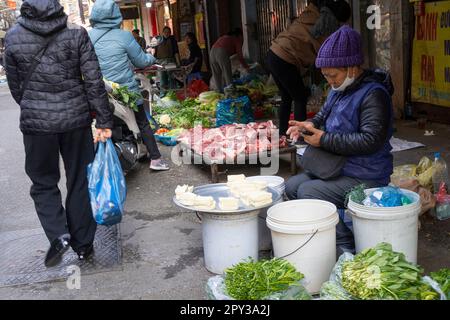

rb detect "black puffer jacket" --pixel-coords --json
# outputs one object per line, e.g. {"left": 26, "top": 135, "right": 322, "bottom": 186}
{"left": 311, "top": 69, "right": 394, "bottom": 156}
{"left": 4, "top": 0, "right": 113, "bottom": 134}
{"left": 309, "top": 69, "right": 394, "bottom": 182}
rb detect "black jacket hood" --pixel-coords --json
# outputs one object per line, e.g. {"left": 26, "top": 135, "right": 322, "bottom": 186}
{"left": 18, "top": 0, "right": 67, "bottom": 36}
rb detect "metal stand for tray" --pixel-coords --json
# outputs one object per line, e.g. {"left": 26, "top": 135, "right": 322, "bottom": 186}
{"left": 178, "top": 143, "right": 298, "bottom": 183}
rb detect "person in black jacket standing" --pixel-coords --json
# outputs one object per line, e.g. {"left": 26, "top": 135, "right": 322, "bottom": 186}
{"left": 4, "top": 0, "right": 114, "bottom": 267}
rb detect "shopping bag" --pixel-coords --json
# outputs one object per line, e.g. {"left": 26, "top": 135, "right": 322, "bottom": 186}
{"left": 216, "top": 96, "right": 254, "bottom": 127}
{"left": 87, "top": 139, "right": 126, "bottom": 226}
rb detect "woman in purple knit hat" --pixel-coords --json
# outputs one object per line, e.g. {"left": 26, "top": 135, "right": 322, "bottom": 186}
{"left": 285, "top": 25, "right": 394, "bottom": 254}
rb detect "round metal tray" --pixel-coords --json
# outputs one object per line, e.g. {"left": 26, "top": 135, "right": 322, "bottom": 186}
{"left": 173, "top": 183, "right": 282, "bottom": 215}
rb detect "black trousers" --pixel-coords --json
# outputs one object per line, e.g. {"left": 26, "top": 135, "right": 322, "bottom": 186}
{"left": 266, "top": 50, "right": 309, "bottom": 136}
{"left": 134, "top": 103, "right": 161, "bottom": 160}
{"left": 23, "top": 126, "right": 96, "bottom": 252}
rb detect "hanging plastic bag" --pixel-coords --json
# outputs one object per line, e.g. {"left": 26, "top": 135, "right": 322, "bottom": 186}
{"left": 87, "top": 139, "right": 126, "bottom": 226}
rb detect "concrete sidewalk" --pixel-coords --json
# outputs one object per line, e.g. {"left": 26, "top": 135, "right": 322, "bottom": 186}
{"left": 0, "top": 84, "right": 448, "bottom": 299}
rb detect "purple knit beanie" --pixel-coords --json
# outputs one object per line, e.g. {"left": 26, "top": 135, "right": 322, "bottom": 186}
{"left": 315, "top": 25, "right": 364, "bottom": 68}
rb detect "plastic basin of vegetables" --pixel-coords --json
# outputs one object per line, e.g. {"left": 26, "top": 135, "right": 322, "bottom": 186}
{"left": 155, "top": 134, "right": 178, "bottom": 146}
{"left": 154, "top": 128, "right": 185, "bottom": 146}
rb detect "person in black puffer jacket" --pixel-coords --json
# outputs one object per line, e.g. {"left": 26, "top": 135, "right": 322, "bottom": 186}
{"left": 4, "top": 0, "right": 113, "bottom": 267}
{"left": 286, "top": 26, "right": 394, "bottom": 256}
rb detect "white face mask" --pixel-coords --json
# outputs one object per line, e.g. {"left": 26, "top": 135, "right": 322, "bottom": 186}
{"left": 332, "top": 69, "right": 355, "bottom": 92}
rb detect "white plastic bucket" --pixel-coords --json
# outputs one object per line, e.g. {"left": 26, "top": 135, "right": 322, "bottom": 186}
{"left": 201, "top": 210, "right": 259, "bottom": 274}
{"left": 246, "top": 176, "right": 285, "bottom": 251}
{"left": 258, "top": 198, "right": 284, "bottom": 251}
{"left": 348, "top": 188, "right": 421, "bottom": 263}
{"left": 267, "top": 200, "right": 339, "bottom": 294}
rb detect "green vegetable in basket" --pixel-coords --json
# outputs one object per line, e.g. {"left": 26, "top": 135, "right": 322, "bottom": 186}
{"left": 166, "top": 128, "right": 186, "bottom": 137}
{"left": 430, "top": 268, "right": 450, "bottom": 299}
{"left": 224, "top": 258, "right": 304, "bottom": 300}
{"left": 341, "top": 243, "right": 440, "bottom": 300}
{"left": 110, "top": 85, "right": 141, "bottom": 112}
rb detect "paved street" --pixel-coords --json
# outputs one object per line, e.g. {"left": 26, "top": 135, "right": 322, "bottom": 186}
{"left": 0, "top": 83, "right": 448, "bottom": 299}
{"left": 0, "top": 83, "right": 214, "bottom": 299}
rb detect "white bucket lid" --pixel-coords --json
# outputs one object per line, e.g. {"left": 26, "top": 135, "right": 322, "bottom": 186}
{"left": 246, "top": 176, "right": 285, "bottom": 189}
{"left": 267, "top": 200, "right": 339, "bottom": 234}
{"left": 348, "top": 188, "right": 422, "bottom": 220}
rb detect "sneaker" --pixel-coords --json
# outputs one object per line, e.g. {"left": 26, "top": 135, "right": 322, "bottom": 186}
{"left": 150, "top": 158, "right": 170, "bottom": 171}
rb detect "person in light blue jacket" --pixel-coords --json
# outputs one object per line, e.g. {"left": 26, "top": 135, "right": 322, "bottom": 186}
{"left": 89, "top": 0, "right": 169, "bottom": 171}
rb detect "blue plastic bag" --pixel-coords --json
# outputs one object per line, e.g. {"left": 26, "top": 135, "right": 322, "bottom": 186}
{"left": 216, "top": 96, "right": 254, "bottom": 127}
{"left": 87, "top": 139, "right": 126, "bottom": 226}
{"left": 365, "top": 186, "right": 412, "bottom": 207}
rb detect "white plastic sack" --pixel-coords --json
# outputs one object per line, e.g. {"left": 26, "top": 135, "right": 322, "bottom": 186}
{"left": 206, "top": 275, "right": 312, "bottom": 300}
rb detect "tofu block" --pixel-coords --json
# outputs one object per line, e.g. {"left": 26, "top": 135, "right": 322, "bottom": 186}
{"left": 247, "top": 191, "right": 272, "bottom": 202}
{"left": 247, "top": 180, "right": 268, "bottom": 190}
{"left": 227, "top": 174, "right": 246, "bottom": 183}
{"left": 240, "top": 190, "right": 272, "bottom": 207}
{"left": 175, "top": 185, "right": 194, "bottom": 195}
{"left": 194, "top": 196, "right": 216, "bottom": 210}
{"left": 251, "top": 198, "right": 273, "bottom": 207}
{"left": 177, "top": 192, "right": 197, "bottom": 206}
{"left": 194, "top": 196, "right": 215, "bottom": 206}
{"left": 219, "top": 197, "right": 240, "bottom": 211}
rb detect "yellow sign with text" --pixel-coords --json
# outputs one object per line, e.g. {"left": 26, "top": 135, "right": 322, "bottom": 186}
{"left": 412, "top": 1, "right": 450, "bottom": 107}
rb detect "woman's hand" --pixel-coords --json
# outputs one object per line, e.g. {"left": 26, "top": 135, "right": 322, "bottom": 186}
{"left": 94, "top": 128, "right": 112, "bottom": 143}
{"left": 286, "top": 121, "right": 314, "bottom": 142}
{"left": 302, "top": 124, "right": 324, "bottom": 147}
{"left": 286, "top": 121, "right": 324, "bottom": 147}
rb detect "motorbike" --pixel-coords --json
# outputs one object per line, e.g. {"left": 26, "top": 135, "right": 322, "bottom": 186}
{"left": 103, "top": 81, "right": 150, "bottom": 174}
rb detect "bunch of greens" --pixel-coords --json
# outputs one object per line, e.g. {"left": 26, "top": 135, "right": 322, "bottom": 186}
{"left": 164, "top": 90, "right": 178, "bottom": 101}
{"left": 262, "top": 84, "right": 279, "bottom": 98}
{"left": 341, "top": 243, "right": 439, "bottom": 300}
{"left": 224, "top": 258, "right": 304, "bottom": 300}
{"left": 430, "top": 268, "right": 450, "bottom": 299}
{"left": 153, "top": 97, "right": 213, "bottom": 129}
{"left": 198, "top": 91, "right": 223, "bottom": 116}
{"left": 345, "top": 184, "right": 367, "bottom": 206}
{"left": 111, "top": 86, "right": 141, "bottom": 112}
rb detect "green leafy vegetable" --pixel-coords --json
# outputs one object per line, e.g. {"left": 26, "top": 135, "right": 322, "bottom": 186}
{"left": 341, "top": 243, "right": 440, "bottom": 300}
{"left": 164, "top": 90, "right": 178, "bottom": 101}
{"left": 224, "top": 258, "right": 304, "bottom": 300}
{"left": 345, "top": 184, "right": 367, "bottom": 206}
{"left": 153, "top": 97, "right": 214, "bottom": 129}
{"left": 430, "top": 268, "right": 450, "bottom": 299}
{"left": 110, "top": 86, "right": 141, "bottom": 112}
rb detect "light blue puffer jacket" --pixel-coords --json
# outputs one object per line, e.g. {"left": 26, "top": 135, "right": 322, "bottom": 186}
{"left": 88, "top": 0, "right": 155, "bottom": 94}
